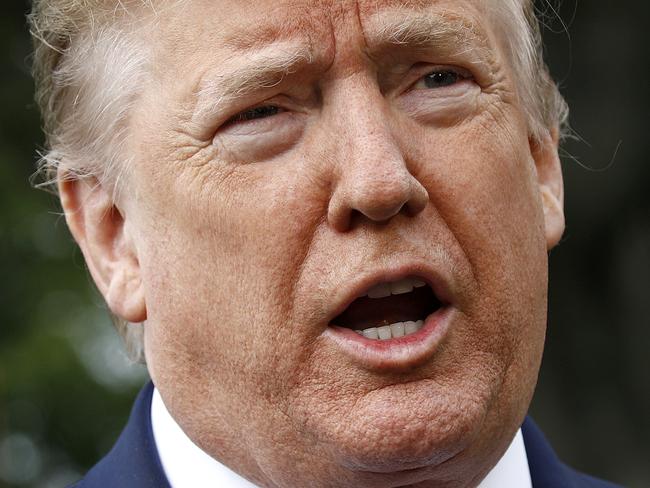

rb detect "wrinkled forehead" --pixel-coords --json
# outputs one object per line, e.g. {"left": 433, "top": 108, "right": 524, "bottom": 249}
{"left": 136, "top": 0, "right": 506, "bottom": 129}
{"left": 151, "top": 0, "right": 495, "bottom": 59}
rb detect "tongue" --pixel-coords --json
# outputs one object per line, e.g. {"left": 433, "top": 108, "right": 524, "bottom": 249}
{"left": 332, "top": 286, "right": 439, "bottom": 330}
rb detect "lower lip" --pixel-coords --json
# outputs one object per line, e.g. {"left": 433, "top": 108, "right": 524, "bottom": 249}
{"left": 323, "top": 306, "right": 454, "bottom": 370}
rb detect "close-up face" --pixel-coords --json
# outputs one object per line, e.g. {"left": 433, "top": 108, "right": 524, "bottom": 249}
{"left": 76, "top": 0, "right": 564, "bottom": 486}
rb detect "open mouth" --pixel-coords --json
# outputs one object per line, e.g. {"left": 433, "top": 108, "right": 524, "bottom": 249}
{"left": 330, "top": 277, "right": 443, "bottom": 340}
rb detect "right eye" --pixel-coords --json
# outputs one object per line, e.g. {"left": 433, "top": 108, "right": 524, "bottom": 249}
{"left": 212, "top": 102, "right": 304, "bottom": 161}
{"left": 226, "top": 105, "right": 284, "bottom": 125}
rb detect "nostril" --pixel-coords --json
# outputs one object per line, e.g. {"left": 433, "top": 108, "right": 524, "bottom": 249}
{"left": 347, "top": 209, "right": 393, "bottom": 229}
{"left": 405, "top": 179, "right": 429, "bottom": 216}
{"left": 328, "top": 192, "right": 408, "bottom": 232}
{"left": 347, "top": 174, "right": 416, "bottom": 220}
{"left": 349, "top": 176, "right": 428, "bottom": 224}
{"left": 327, "top": 154, "right": 429, "bottom": 232}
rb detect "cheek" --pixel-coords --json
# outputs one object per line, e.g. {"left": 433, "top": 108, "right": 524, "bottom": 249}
{"left": 413, "top": 110, "right": 547, "bottom": 287}
{"left": 135, "top": 154, "right": 331, "bottom": 401}
{"left": 408, "top": 115, "right": 548, "bottom": 377}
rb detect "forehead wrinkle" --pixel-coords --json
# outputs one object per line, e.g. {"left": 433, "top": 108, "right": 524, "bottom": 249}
{"left": 222, "top": 1, "right": 330, "bottom": 51}
{"left": 223, "top": 20, "right": 304, "bottom": 51}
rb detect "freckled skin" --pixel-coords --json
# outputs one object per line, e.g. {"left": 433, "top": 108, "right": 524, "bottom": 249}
{"left": 112, "top": 0, "right": 562, "bottom": 486}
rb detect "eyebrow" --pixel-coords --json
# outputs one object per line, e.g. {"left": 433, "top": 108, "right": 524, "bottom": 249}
{"left": 364, "top": 9, "right": 491, "bottom": 59}
{"left": 192, "top": 41, "right": 315, "bottom": 122}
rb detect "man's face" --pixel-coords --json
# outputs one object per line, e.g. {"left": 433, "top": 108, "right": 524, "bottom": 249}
{"left": 117, "top": 0, "right": 561, "bottom": 485}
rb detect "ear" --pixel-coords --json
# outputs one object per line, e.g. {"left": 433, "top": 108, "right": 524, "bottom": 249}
{"left": 530, "top": 128, "right": 565, "bottom": 250}
{"left": 58, "top": 175, "right": 146, "bottom": 323}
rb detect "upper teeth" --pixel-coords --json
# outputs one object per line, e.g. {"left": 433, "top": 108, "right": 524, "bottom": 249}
{"left": 365, "top": 277, "right": 426, "bottom": 299}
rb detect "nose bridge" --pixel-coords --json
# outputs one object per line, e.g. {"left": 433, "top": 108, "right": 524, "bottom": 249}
{"left": 343, "top": 92, "right": 405, "bottom": 177}
{"left": 327, "top": 82, "right": 428, "bottom": 231}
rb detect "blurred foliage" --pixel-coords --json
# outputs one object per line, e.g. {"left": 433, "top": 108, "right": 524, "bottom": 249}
{"left": 531, "top": 2, "right": 650, "bottom": 486}
{"left": 0, "top": 0, "right": 648, "bottom": 487}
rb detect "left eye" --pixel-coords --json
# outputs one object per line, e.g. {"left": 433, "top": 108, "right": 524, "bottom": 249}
{"left": 420, "top": 70, "right": 463, "bottom": 89}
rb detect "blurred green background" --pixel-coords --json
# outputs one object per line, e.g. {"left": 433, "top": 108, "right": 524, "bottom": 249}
{"left": 0, "top": 1, "right": 648, "bottom": 487}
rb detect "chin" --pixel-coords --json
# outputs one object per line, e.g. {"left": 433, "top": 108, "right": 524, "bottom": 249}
{"left": 311, "top": 381, "right": 494, "bottom": 476}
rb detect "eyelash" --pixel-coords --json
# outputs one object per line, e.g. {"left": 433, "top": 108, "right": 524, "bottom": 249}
{"left": 225, "top": 67, "right": 470, "bottom": 126}
{"left": 224, "top": 105, "right": 285, "bottom": 126}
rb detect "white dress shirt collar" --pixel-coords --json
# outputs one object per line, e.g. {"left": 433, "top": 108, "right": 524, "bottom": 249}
{"left": 151, "top": 388, "right": 532, "bottom": 488}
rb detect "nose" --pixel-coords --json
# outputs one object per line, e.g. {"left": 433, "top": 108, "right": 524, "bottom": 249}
{"left": 327, "top": 100, "right": 429, "bottom": 232}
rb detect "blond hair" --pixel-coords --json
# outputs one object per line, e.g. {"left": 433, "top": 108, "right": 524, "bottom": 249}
{"left": 29, "top": 0, "right": 568, "bottom": 363}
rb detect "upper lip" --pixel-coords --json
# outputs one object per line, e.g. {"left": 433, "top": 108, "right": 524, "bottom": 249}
{"left": 326, "top": 263, "right": 454, "bottom": 327}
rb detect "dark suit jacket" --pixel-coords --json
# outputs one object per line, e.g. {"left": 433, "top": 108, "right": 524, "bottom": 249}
{"left": 71, "top": 382, "right": 622, "bottom": 487}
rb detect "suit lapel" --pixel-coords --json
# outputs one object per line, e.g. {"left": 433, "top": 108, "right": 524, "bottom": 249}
{"left": 522, "top": 417, "right": 621, "bottom": 488}
{"left": 522, "top": 416, "right": 577, "bottom": 488}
